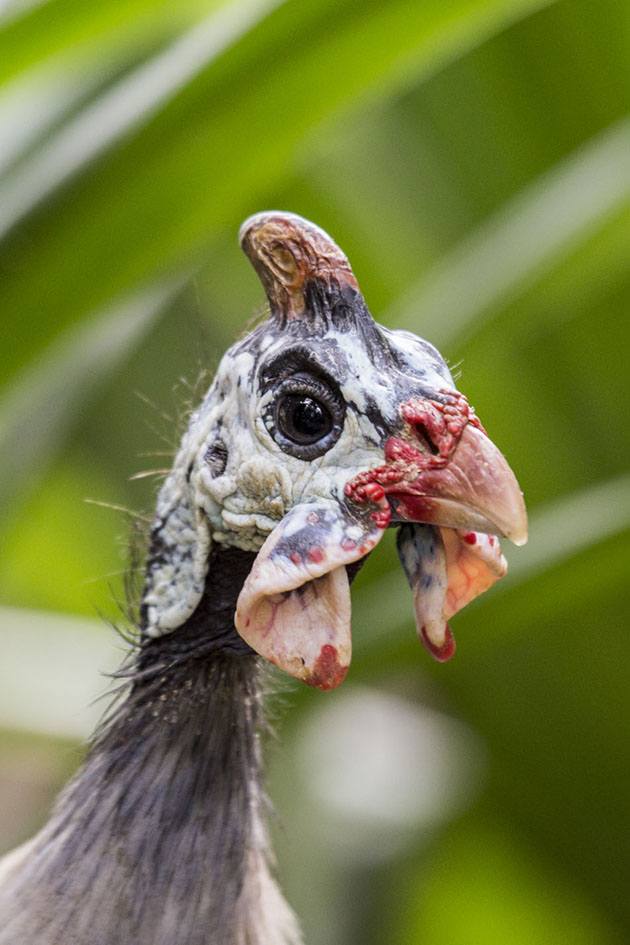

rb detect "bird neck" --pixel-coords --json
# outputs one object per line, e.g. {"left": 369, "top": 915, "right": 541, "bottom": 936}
{"left": 0, "top": 546, "right": 301, "bottom": 945}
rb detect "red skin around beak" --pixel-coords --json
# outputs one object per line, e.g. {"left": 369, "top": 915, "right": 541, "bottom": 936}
{"left": 345, "top": 391, "right": 527, "bottom": 661}
{"left": 345, "top": 390, "right": 527, "bottom": 547}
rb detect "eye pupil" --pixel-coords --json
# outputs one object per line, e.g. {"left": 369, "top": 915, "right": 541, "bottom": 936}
{"left": 293, "top": 398, "right": 327, "bottom": 437}
{"left": 278, "top": 395, "right": 332, "bottom": 445}
{"left": 266, "top": 369, "right": 345, "bottom": 459}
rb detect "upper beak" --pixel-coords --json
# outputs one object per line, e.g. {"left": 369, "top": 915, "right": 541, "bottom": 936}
{"left": 385, "top": 417, "right": 528, "bottom": 546}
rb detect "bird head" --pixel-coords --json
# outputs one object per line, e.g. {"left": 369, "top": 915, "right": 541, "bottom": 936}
{"left": 142, "top": 212, "right": 527, "bottom": 689}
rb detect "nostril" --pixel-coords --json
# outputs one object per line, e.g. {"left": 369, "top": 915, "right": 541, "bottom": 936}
{"left": 413, "top": 422, "right": 439, "bottom": 455}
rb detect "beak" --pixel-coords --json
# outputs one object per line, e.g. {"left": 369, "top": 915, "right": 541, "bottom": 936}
{"left": 345, "top": 391, "right": 527, "bottom": 663}
{"left": 386, "top": 421, "right": 528, "bottom": 547}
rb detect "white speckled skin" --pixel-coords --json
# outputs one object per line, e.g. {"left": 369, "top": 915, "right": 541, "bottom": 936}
{"left": 142, "top": 210, "right": 526, "bottom": 681}
{"left": 142, "top": 322, "right": 452, "bottom": 637}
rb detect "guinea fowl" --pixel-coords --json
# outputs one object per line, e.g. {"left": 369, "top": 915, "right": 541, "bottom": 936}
{"left": 0, "top": 212, "right": 527, "bottom": 944}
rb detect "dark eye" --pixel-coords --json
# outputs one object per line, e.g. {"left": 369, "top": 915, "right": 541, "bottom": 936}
{"left": 264, "top": 372, "right": 345, "bottom": 460}
{"left": 276, "top": 394, "right": 332, "bottom": 445}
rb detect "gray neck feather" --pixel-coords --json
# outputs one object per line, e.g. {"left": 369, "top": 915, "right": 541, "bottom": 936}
{"left": 0, "top": 546, "right": 302, "bottom": 945}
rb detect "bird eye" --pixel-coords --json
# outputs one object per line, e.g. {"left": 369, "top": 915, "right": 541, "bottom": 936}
{"left": 276, "top": 394, "right": 332, "bottom": 445}
{"left": 264, "top": 372, "right": 345, "bottom": 460}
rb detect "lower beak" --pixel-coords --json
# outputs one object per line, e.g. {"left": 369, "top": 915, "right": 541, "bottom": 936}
{"left": 385, "top": 422, "right": 528, "bottom": 546}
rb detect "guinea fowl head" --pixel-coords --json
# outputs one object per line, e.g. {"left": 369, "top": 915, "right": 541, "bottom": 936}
{"left": 142, "top": 211, "right": 527, "bottom": 689}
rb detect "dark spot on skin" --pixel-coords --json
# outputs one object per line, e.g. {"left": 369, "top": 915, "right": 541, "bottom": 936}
{"left": 384, "top": 329, "right": 451, "bottom": 382}
{"left": 204, "top": 439, "right": 228, "bottom": 478}
{"left": 140, "top": 517, "right": 170, "bottom": 610}
{"left": 270, "top": 509, "right": 337, "bottom": 563}
{"left": 302, "top": 279, "right": 362, "bottom": 335}
{"left": 360, "top": 391, "right": 394, "bottom": 442}
{"left": 421, "top": 573, "right": 433, "bottom": 589}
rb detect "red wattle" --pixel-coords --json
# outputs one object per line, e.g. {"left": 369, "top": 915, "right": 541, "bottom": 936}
{"left": 305, "top": 644, "right": 348, "bottom": 690}
{"left": 419, "top": 624, "right": 456, "bottom": 663}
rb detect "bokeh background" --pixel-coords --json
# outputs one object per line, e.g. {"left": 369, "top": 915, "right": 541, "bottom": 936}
{"left": 0, "top": 0, "right": 629, "bottom": 942}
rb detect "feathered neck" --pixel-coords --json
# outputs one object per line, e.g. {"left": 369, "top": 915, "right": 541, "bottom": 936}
{"left": 0, "top": 546, "right": 302, "bottom": 945}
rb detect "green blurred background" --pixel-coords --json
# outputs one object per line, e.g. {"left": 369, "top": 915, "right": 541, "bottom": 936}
{"left": 0, "top": 0, "right": 628, "bottom": 942}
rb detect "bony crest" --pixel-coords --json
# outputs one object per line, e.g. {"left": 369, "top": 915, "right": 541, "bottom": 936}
{"left": 239, "top": 211, "right": 359, "bottom": 323}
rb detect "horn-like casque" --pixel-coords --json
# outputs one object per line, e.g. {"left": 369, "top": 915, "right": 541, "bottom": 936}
{"left": 239, "top": 211, "right": 360, "bottom": 324}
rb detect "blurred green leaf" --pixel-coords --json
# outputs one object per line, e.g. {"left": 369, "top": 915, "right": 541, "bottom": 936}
{"left": 388, "top": 117, "right": 630, "bottom": 348}
{"left": 0, "top": 0, "right": 224, "bottom": 88}
{"left": 393, "top": 819, "right": 624, "bottom": 945}
{"left": 0, "top": 0, "right": 282, "bottom": 240}
{"left": 0, "top": 277, "right": 184, "bottom": 518}
{"left": 0, "top": 458, "right": 126, "bottom": 617}
{"left": 0, "top": 0, "right": 554, "bottom": 387}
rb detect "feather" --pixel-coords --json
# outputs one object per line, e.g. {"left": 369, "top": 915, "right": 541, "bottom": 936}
{"left": 0, "top": 547, "right": 302, "bottom": 945}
